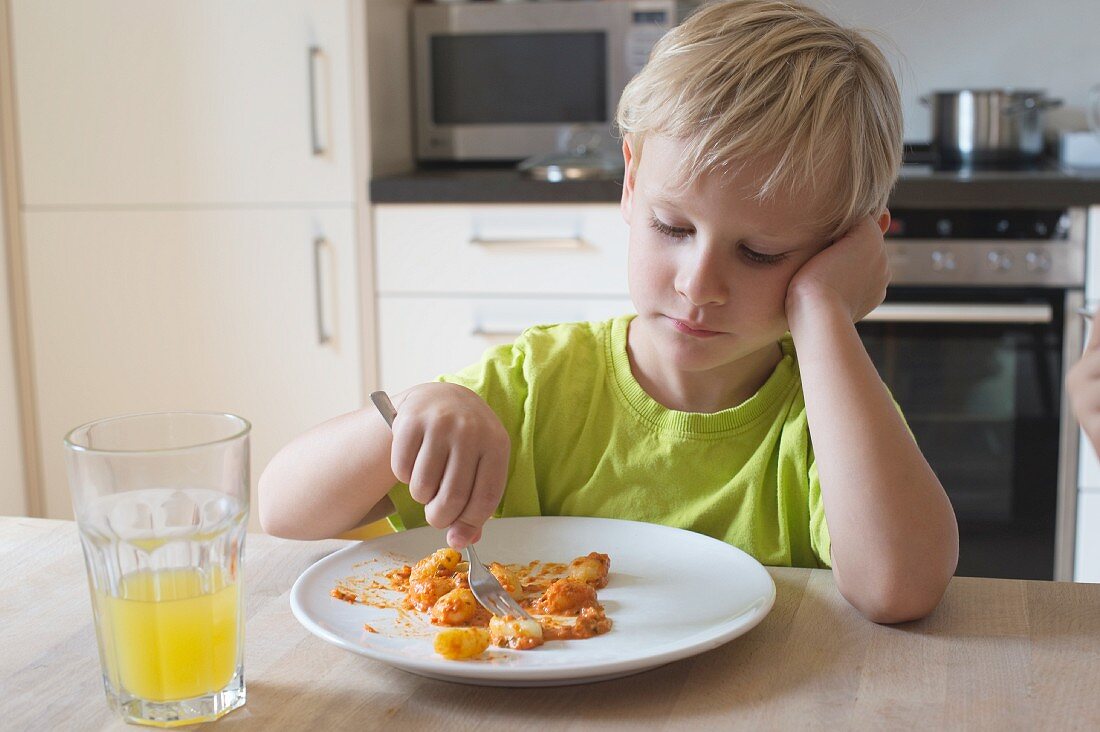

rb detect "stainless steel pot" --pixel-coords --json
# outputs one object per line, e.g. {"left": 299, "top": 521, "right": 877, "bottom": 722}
{"left": 922, "top": 89, "right": 1063, "bottom": 166}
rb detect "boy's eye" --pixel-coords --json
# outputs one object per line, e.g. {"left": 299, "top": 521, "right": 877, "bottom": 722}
{"left": 739, "top": 245, "right": 787, "bottom": 266}
{"left": 649, "top": 215, "right": 692, "bottom": 239}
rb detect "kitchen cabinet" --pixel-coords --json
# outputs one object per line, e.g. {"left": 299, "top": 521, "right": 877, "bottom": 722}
{"left": 0, "top": 164, "right": 26, "bottom": 516}
{"left": 3, "top": 0, "right": 373, "bottom": 527}
{"left": 373, "top": 204, "right": 634, "bottom": 391}
{"left": 9, "top": 0, "right": 355, "bottom": 207}
{"left": 23, "top": 208, "right": 362, "bottom": 522}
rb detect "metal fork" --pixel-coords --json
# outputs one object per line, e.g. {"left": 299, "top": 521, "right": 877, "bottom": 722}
{"left": 465, "top": 544, "right": 534, "bottom": 620}
{"left": 369, "top": 390, "right": 534, "bottom": 620}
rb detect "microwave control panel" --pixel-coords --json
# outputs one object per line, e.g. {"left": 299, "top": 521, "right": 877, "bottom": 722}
{"left": 627, "top": 3, "right": 675, "bottom": 76}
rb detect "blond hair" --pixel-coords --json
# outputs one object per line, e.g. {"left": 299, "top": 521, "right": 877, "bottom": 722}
{"left": 616, "top": 0, "right": 902, "bottom": 241}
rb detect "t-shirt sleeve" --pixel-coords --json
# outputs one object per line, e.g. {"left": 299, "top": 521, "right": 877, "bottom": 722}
{"left": 387, "top": 338, "right": 530, "bottom": 532}
{"left": 807, "top": 394, "right": 913, "bottom": 569}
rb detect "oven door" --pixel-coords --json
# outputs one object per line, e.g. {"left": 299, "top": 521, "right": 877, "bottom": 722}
{"left": 857, "top": 288, "right": 1082, "bottom": 580}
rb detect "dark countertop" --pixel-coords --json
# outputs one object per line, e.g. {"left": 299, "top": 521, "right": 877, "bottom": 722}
{"left": 371, "top": 163, "right": 1100, "bottom": 209}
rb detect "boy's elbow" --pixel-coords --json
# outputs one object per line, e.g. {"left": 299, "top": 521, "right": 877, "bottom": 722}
{"left": 850, "top": 587, "right": 944, "bottom": 625}
{"left": 837, "top": 566, "right": 953, "bottom": 625}
{"left": 256, "top": 473, "right": 297, "bottom": 539}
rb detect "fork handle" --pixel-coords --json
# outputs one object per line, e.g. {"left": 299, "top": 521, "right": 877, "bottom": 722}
{"left": 370, "top": 391, "right": 398, "bottom": 428}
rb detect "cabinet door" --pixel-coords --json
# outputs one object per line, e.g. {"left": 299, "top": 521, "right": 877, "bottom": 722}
{"left": 377, "top": 296, "right": 634, "bottom": 391}
{"left": 1077, "top": 490, "right": 1100, "bottom": 583}
{"left": 10, "top": 0, "right": 353, "bottom": 206}
{"left": 24, "top": 208, "right": 362, "bottom": 525}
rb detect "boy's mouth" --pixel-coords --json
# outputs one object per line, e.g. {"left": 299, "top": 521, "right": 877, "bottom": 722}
{"left": 668, "top": 317, "right": 723, "bottom": 338}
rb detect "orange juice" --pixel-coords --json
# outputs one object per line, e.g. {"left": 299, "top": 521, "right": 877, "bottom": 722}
{"left": 95, "top": 568, "right": 240, "bottom": 702}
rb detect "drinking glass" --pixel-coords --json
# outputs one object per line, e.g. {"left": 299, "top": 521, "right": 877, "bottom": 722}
{"left": 65, "top": 412, "right": 250, "bottom": 727}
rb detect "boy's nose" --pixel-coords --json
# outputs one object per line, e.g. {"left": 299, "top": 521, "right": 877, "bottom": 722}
{"left": 676, "top": 247, "right": 727, "bottom": 307}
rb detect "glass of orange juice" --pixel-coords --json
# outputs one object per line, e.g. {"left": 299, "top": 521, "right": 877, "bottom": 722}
{"left": 65, "top": 412, "right": 250, "bottom": 727}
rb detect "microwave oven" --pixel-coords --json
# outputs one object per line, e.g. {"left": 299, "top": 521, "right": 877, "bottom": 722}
{"left": 412, "top": 0, "right": 676, "bottom": 163}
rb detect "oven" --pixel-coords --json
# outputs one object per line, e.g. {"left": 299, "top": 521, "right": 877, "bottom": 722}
{"left": 858, "top": 207, "right": 1086, "bottom": 580}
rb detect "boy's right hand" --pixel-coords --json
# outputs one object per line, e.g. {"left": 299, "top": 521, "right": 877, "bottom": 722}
{"left": 389, "top": 382, "right": 511, "bottom": 550}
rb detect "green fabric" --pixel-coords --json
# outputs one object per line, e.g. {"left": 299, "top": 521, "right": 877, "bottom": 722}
{"left": 388, "top": 314, "right": 832, "bottom": 569}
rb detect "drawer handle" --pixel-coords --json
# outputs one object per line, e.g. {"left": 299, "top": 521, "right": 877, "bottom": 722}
{"left": 314, "top": 236, "right": 333, "bottom": 345}
{"left": 471, "top": 327, "right": 524, "bottom": 338}
{"left": 307, "top": 45, "right": 327, "bottom": 156}
{"left": 469, "top": 237, "right": 589, "bottom": 251}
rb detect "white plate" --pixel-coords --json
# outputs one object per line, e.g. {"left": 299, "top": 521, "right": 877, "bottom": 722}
{"left": 290, "top": 516, "right": 776, "bottom": 687}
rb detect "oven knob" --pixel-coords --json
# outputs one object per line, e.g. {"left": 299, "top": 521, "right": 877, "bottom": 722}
{"left": 936, "top": 218, "right": 952, "bottom": 236}
{"left": 987, "top": 250, "right": 1013, "bottom": 271}
{"left": 1025, "top": 250, "right": 1052, "bottom": 272}
{"left": 931, "top": 250, "right": 956, "bottom": 271}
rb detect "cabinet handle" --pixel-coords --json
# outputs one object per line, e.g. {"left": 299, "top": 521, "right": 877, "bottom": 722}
{"left": 308, "top": 45, "right": 327, "bottom": 156}
{"left": 470, "top": 326, "right": 525, "bottom": 338}
{"left": 468, "top": 237, "right": 589, "bottom": 251}
{"left": 314, "top": 236, "right": 333, "bottom": 345}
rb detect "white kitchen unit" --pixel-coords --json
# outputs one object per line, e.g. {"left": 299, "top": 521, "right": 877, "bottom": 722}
{"left": 23, "top": 209, "right": 362, "bottom": 521}
{"left": 1076, "top": 204, "right": 1100, "bottom": 582}
{"left": 373, "top": 204, "right": 634, "bottom": 391}
{"left": 9, "top": 0, "right": 355, "bottom": 207}
{"left": 3, "top": 0, "right": 374, "bottom": 526}
{"left": 0, "top": 154, "right": 27, "bottom": 516}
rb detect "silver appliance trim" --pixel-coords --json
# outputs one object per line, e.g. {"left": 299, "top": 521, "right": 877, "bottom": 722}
{"left": 863, "top": 303, "right": 1053, "bottom": 324}
{"left": 886, "top": 208, "right": 1086, "bottom": 288}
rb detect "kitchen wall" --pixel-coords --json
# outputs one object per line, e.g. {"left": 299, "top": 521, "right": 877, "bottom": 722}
{"left": 803, "top": 0, "right": 1100, "bottom": 142}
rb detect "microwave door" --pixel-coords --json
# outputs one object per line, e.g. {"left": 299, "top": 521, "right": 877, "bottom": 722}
{"left": 413, "top": 2, "right": 638, "bottom": 162}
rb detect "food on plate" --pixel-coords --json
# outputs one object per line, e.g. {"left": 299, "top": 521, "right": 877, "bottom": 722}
{"left": 331, "top": 549, "right": 613, "bottom": 661}
{"left": 532, "top": 577, "right": 599, "bottom": 615}
{"left": 567, "top": 552, "right": 611, "bottom": 589}
{"left": 434, "top": 627, "right": 491, "bottom": 660}
{"left": 489, "top": 615, "right": 544, "bottom": 650}
{"left": 429, "top": 587, "right": 491, "bottom": 626}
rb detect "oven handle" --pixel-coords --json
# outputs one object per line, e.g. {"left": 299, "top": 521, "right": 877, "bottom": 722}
{"left": 863, "top": 303, "right": 1053, "bottom": 324}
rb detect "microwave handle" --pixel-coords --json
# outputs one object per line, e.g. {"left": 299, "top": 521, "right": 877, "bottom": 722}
{"left": 863, "top": 303, "right": 1053, "bottom": 324}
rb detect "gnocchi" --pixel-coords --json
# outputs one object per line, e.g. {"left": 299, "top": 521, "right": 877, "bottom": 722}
{"left": 434, "top": 627, "right": 491, "bottom": 660}
{"left": 334, "top": 547, "right": 613, "bottom": 661}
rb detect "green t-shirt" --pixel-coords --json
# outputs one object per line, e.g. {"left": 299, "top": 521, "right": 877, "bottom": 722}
{"left": 388, "top": 314, "right": 832, "bottom": 569}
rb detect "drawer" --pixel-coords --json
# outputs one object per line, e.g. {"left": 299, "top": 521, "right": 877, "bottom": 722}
{"left": 375, "top": 205, "right": 629, "bottom": 295}
{"left": 1076, "top": 489, "right": 1100, "bottom": 583}
{"left": 377, "top": 295, "right": 634, "bottom": 391}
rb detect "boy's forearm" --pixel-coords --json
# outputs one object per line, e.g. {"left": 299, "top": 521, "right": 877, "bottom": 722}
{"left": 258, "top": 405, "right": 399, "bottom": 540}
{"left": 788, "top": 298, "right": 959, "bottom": 623}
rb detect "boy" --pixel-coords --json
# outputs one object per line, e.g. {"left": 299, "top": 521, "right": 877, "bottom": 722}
{"left": 260, "top": 0, "right": 958, "bottom": 624}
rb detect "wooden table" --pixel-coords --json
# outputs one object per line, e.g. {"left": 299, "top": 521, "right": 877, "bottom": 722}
{"left": 3, "top": 516, "right": 1099, "bottom": 730}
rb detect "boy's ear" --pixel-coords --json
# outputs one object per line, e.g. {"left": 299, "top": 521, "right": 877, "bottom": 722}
{"left": 620, "top": 137, "right": 635, "bottom": 225}
{"left": 876, "top": 209, "right": 891, "bottom": 235}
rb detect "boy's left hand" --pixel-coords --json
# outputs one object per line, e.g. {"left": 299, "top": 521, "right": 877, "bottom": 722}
{"left": 785, "top": 214, "right": 891, "bottom": 326}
